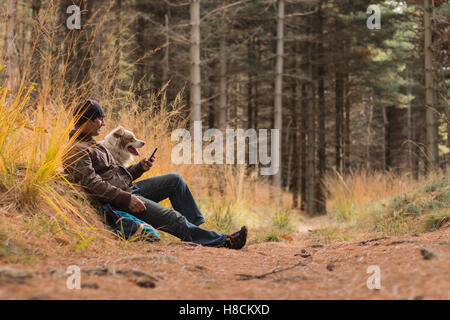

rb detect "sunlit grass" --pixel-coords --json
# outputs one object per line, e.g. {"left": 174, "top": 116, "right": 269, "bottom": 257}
{"left": 310, "top": 171, "right": 450, "bottom": 243}
{"left": 0, "top": 83, "right": 103, "bottom": 242}
{"left": 323, "top": 169, "right": 440, "bottom": 223}
{"left": 197, "top": 164, "right": 297, "bottom": 242}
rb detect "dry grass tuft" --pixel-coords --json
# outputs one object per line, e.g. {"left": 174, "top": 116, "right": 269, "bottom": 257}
{"left": 309, "top": 170, "right": 450, "bottom": 243}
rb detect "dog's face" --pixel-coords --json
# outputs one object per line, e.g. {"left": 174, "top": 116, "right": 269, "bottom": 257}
{"left": 107, "top": 126, "right": 145, "bottom": 156}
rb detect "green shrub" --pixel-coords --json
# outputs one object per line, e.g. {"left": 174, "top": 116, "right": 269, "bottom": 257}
{"left": 423, "top": 212, "right": 450, "bottom": 232}
{"left": 422, "top": 199, "right": 444, "bottom": 210}
{"left": 265, "top": 232, "right": 281, "bottom": 242}
{"left": 405, "top": 203, "right": 420, "bottom": 215}
{"left": 435, "top": 191, "right": 449, "bottom": 205}
{"left": 389, "top": 194, "right": 410, "bottom": 211}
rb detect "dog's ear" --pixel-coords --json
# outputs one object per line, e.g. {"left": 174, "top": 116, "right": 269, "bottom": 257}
{"left": 113, "top": 126, "right": 125, "bottom": 138}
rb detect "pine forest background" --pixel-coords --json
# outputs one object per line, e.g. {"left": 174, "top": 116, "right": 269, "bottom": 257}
{"left": 1, "top": 0, "right": 448, "bottom": 217}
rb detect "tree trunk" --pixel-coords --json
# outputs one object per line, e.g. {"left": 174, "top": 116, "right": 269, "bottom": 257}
{"left": 315, "top": 0, "right": 326, "bottom": 215}
{"left": 77, "top": 0, "right": 93, "bottom": 93}
{"left": 273, "top": 0, "right": 284, "bottom": 197}
{"left": 423, "top": 0, "right": 438, "bottom": 171}
{"left": 290, "top": 54, "right": 299, "bottom": 209}
{"left": 135, "top": 0, "right": 147, "bottom": 102}
{"left": 190, "top": 0, "right": 202, "bottom": 126}
{"left": 406, "top": 67, "right": 417, "bottom": 177}
{"left": 285, "top": 119, "right": 292, "bottom": 187}
{"left": 6, "top": 0, "right": 17, "bottom": 94}
{"left": 306, "top": 40, "right": 316, "bottom": 216}
{"left": 344, "top": 72, "right": 351, "bottom": 173}
{"left": 300, "top": 82, "right": 307, "bottom": 211}
{"left": 218, "top": 30, "right": 227, "bottom": 129}
{"left": 162, "top": 12, "right": 170, "bottom": 85}
{"left": 31, "top": 0, "right": 42, "bottom": 86}
{"left": 382, "top": 106, "right": 389, "bottom": 171}
{"left": 365, "top": 90, "right": 373, "bottom": 170}
{"left": 113, "top": 0, "right": 122, "bottom": 103}
{"left": 335, "top": 49, "right": 344, "bottom": 174}
{"left": 206, "top": 52, "right": 216, "bottom": 129}
{"left": 247, "top": 36, "right": 254, "bottom": 130}
{"left": 253, "top": 37, "right": 261, "bottom": 130}
{"left": 91, "top": 1, "right": 102, "bottom": 100}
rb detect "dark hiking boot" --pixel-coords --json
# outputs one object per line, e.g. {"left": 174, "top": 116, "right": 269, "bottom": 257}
{"left": 224, "top": 226, "right": 248, "bottom": 250}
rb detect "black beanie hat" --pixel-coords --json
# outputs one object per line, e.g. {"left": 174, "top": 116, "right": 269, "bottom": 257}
{"left": 73, "top": 99, "right": 106, "bottom": 127}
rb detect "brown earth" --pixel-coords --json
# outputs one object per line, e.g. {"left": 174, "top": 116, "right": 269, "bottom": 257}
{"left": 0, "top": 222, "right": 449, "bottom": 300}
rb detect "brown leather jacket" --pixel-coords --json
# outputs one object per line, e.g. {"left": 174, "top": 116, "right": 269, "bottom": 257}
{"left": 63, "top": 130, "right": 145, "bottom": 209}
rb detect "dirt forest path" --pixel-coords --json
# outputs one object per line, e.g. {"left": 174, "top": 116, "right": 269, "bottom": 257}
{"left": 0, "top": 222, "right": 449, "bottom": 300}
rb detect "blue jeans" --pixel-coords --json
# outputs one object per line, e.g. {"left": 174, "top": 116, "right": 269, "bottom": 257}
{"left": 128, "top": 173, "right": 227, "bottom": 247}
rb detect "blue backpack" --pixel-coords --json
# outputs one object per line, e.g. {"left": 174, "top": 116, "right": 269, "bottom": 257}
{"left": 100, "top": 203, "right": 160, "bottom": 242}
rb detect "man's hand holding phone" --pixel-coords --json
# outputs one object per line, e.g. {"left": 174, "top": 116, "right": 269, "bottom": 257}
{"left": 140, "top": 147, "right": 157, "bottom": 171}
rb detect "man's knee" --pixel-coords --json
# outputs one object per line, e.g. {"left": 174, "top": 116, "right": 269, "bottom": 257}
{"left": 167, "top": 172, "right": 184, "bottom": 185}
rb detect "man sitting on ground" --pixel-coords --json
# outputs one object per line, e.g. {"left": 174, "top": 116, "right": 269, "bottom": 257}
{"left": 63, "top": 99, "right": 247, "bottom": 249}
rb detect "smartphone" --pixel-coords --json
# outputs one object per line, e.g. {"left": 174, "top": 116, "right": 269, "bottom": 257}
{"left": 149, "top": 147, "right": 158, "bottom": 159}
